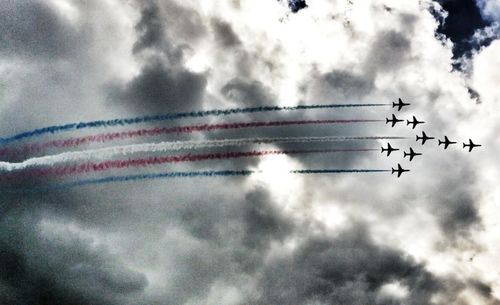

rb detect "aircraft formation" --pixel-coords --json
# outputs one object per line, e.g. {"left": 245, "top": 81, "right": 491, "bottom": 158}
{"left": 383, "top": 98, "right": 481, "bottom": 178}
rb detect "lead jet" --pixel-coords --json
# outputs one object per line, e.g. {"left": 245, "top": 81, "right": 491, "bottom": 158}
{"left": 438, "top": 136, "right": 457, "bottom": 149}
{"left": 386, "top": 114, "right": 403, "bottom": 127}
{"left": 406, "top": 116, "right": 425, "bottom": 129}
{"left": 416, "top": 131, "right": 434, "bottom": 145}
{"left": 393, "top": 98, "right": 410, "bottom": 111}
{"left": 463, "top": 139, "right": 482, "bottom": 152}
{"left": 392, "top": 163, "right": 410, "bottom": 178}
{"left": 381, "top": 143, "right": 399, "bottom": 156}
{"left": 403, "top": 147, "right": 422, "bottom": 161}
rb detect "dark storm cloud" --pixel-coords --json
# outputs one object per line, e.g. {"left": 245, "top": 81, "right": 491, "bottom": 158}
{"left": 255, "top": 225, "right": 442, "bottom": 305}
{"left": 210, "top": 18, "right": 241, "bottom": 48}
{"left": 430, "top": 0, "right": 494, "bottom": 70}
{"left": 0, "top": 0, "right": 81, "bottom": 59}
{"left": 241, "top": 188, "right": 293, "bottom": 250}
{"left": 113, "top": 61, "right": 207, "bottom": 114}
{"left": 0, "top": 207, "right": 147, "bottom": 305}
{"left": 133, "top": 2, "right": 166, "bottom": 53}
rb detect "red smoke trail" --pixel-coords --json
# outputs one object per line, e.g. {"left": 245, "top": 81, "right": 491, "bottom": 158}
{"left": 0, "top": 119, "right": 382, "bottom": 157}
{"left": 7, "top": 148, "right": 377, "bottom": 178}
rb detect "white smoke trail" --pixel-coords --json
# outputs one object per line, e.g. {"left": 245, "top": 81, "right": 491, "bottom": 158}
{"left": 0, "top": 136, "right": 405, "bottom": 172}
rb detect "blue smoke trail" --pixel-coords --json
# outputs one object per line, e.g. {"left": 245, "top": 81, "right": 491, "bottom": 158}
{"left": 0, "top": 103, "right": 390, "bottom": 145}
{"left": 8, "top": 168, "right": 389, "bottom": 193}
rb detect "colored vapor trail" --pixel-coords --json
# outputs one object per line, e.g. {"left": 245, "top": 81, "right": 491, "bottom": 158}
{"left": 11, "top": 148, "right": 377, "bottom": 178}
{"left": 0, "top": 119, "right": 383, "bottom": 156}
{"left": 0, "top": 136, "right": 406, "bottom": 171}
{"left": 11, "top": 168, "right": 389, "bottom": 192}
{"left": 0, "top": 103, "right": 390, "bottom": 144}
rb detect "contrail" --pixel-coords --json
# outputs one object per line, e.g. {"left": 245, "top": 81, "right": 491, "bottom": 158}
{"left": 0, "top": 103, "right": 390, "bottom": 144}
{"left": 0, "top": 136, "right": 406, "bottom": 171}
{"left": 10, "top": 148, "right": 377, "bottom": 178}
{"left": 290, "top": 169, "right": 390, "bottom": 174}
{"left": 0, "top": 119, "right": 383, "bottom": 156}
{"left": 10, "top": 168, "right": 389, "bottom": 192}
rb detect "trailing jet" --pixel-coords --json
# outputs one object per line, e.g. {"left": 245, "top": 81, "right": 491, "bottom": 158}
{"left": 392, "top": 98, "right": 410, "bottom": 111}
{"left": 463, "top": 139, "right": 482, "bottom": 152}
{"left": 438, "top": 136, "right": 457, "bottom": 149}
{"left": 381, "top": 143, "right": 399, "bottom": 156}
{"left": 392, "top": 163, "right": 410, "bottom": 178}
{"left": 403, "top": 147, "right": 422, "bottom": 161}
{"left": 406, "top": 116, "right": 425, "bottom": 129}
{"left": 386, "top": 114, "right": 403, "bottom": 127}
{"left": 416, "top": 131, "right": 434, "bottom": 145}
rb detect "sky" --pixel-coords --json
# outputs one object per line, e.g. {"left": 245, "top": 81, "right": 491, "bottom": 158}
{"left": 0, "top": 0, "right": 500, "bottom": 304}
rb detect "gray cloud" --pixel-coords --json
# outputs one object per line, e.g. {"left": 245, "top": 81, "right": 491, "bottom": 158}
{"left": 211, "top": 18, "right": 241, "bottom": 48}
{"left": 0, "top": 207, "right": 147, "bottom": 305}
{"left": 365, "top": 30, "right": 412, "bottom": 74}
{"left": 112, "top": 61, "right": 207, "bottom": 114}
{"left": 320, "top": 69, "right": 375, "bottom": 100}
{"left": 255, "top": 225, "right": 441, "bottom": 305}
{"left": 133, "top": 3, "right": 166, "bottom": 53}
{"left": 0, "top": 0, "right": 82, "bottom": 59}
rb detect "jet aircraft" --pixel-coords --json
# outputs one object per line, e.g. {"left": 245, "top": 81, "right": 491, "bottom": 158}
{"left": 463, "top": 139, "right": 482, "bottom": 152}
{"left": 393, "top": 98, "right": 410, "bottom": 111}
{"left": 416, "top": 131, "right": 434, "bottom": 145}
{"left": 392, "top": 163, "right": 410, "bottom": 178}
{"left": 403, "top": 147, "right": 422, "bottom": 161}
{"left": 438, "top": 136, "right": 457, "bottom": 149}
{"left": 407, "top": 116, "right": 425, "bottom": 129}
{"left": 386, "top": 114, "right": 403, "bottom": 127}
{"left": 381, "top": 143, "right": 399, "bottom": 156}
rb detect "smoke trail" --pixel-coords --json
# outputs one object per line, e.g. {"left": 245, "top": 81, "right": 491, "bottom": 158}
{"left": 0, "top": 103, "right": 390, "bottom": 144}
{"left": 0, "top": 136, "right": 406, "bottom": 171}
{"left": 10, "top": 148, "right": 377, "bottom": 178}
{"left": 290, "top": 169, "right": 391, "bottom": 174}
{"left": 11, "top": 168, "right": 389, "bottom": 192}
{"left": 0, "top": 119, "right": 383, "bottom": 156}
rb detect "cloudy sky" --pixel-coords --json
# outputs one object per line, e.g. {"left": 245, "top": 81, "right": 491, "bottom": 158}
{"left": 1, "top": 0, "right": 500, "bottom": 304}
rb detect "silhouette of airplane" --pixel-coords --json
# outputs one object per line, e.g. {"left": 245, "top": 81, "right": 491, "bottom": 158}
{"left": 393, "top": 98, "right": 410, "bottom": 111}
{"left": 392, "top": 163, "right": 410, "bottom": 178}
{"left": 381, "top": 143, "right": 399, "bottom": 156}
{"left": 406, "top": 116, "right": 425, "bottom": 129}
{"left": 416, "top": 131, "right": 434, "bottom": 145}
{"left": 403, "top": 147, "right": 422, "bottom": 161}
{"left": 463, "top": 139, "right": 482, "bottom": 152}
{"left": 386, "top": 114, "right": 403, "bottom": 127}
{"left": 438, "top": 136, "right": 457, "bottom": 149}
